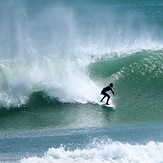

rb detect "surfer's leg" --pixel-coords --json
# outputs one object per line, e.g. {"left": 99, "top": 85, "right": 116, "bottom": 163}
{"left": 100, "top": 95, "right": 106, "bottom": 102}
{"left": 106, "top": 95, "right": 110, "bottom": 105}
{"left": 101, "top": 92, "right": 108, "bottom": 102}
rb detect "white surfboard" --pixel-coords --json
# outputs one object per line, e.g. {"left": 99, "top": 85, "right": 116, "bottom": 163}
{"left": 101, "top": 104, "right": 115, "bottom": 109}
{"left": 98, "top": 101, "right": 115, "bottom": 109}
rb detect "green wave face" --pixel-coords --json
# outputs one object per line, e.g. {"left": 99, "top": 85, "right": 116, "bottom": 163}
{"left": 89, "top": 50, "right": 163, "bottom": 125}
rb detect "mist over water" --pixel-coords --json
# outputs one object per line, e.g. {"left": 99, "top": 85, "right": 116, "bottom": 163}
{"left": 1, "top": 0, "right": 163, "bottom": 59}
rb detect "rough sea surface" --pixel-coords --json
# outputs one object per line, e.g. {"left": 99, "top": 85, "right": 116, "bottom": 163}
{"left": 0, "top": 0, "right": 163, "bottom": 162}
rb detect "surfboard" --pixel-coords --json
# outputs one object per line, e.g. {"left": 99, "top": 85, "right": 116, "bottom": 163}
{"left": 101, "top": 104, "right": 114, "bottom": 109}
{"left": 101, "top": 104, "right": 114, "bottom": 108}
{"left": 98, "top": 102, "right": 115, "bottom": 109}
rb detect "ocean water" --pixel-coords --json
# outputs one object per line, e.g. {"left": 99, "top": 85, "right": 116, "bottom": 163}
{"left": 0, "top": 0, "right": 163, "bottom": 162}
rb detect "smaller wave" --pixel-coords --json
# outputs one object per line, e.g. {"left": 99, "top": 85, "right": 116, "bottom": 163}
{"left": 23, "top": 91, "right": 59, "bottom": 108}
{"left": 21, "top": 140, "right": 163, "bottom": 163}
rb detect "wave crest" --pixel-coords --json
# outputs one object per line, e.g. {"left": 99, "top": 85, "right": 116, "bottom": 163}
{"left": 21, "top": 140, "right": 163, "bottom": 163}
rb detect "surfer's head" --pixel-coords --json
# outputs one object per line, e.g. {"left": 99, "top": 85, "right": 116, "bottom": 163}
{"left": 110, "top": 83, "right": 113, "bottom": 87}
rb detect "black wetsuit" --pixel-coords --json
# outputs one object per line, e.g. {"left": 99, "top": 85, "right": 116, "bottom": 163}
{"left": 101, "top": 86, "right": 112, "bottom": 97}
{"left": 100, "top": 85, "right": 114, "bottom": 105}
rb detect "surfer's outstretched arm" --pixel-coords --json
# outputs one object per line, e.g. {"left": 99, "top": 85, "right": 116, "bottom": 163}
{"left": 111, "top": 89, "right": 114, "bottom": 95}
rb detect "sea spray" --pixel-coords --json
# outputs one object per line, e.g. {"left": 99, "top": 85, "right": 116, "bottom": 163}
{"left": 0, "top": 0, "right": 163, "bottom": 60}
{"left": 0, "top": 56, "right": 101, "bottom": 108}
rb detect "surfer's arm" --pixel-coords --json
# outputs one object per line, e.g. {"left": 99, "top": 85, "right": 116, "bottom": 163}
{"left": 111, "top": 89, "right": 114, "bottom": 95}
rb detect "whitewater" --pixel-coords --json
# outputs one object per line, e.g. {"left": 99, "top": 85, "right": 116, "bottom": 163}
{"left": 21, "top": 141, "right": 163, "bottom": 163}
{"left": 0, "top": 0, "right": 163, "bottom": 162}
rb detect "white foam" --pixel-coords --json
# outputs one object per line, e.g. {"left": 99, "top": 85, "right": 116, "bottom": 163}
{"left": 0, "top": 56, "right": 102, "bottom": 107}
{"left": 21, "top": 140, "right": 163, "bottom": 163}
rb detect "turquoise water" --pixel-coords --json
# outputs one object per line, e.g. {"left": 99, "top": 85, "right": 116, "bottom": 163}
{"left": 0, "top": 0, "right": 163, "bottom": 162}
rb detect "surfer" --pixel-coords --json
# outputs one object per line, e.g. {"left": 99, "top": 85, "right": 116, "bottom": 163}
{"left": 100, "top": 83, "right": 114, "bottom": 105}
